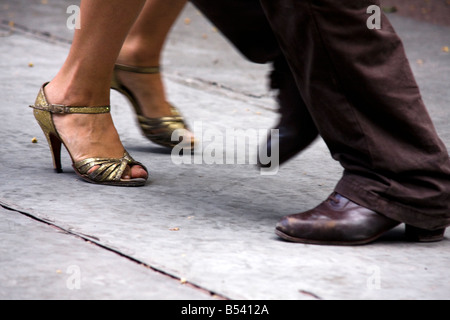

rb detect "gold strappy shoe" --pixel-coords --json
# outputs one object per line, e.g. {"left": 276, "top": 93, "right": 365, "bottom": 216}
{"left": 111, "top": 64, "right": 194, "bottom": 149}
{"left": 30, "top": 83, "right": 148, "bottom": 187}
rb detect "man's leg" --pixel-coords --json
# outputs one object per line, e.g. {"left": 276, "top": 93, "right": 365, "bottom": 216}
{"left": 191, "top": 0, "right": 279, "bottom": 63}
{"left": 259, "top": 0, "right": 450, "bottom": 242}
{"left": 191, "top": 0, "right": 319, "bottom": 166}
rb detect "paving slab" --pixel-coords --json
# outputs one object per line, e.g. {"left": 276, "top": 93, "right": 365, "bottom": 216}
{"left": 0, "top": 206, "right": 216, "bottom": 300}
{"left": 0, "top": 1, "right": 449, "bottom": 300}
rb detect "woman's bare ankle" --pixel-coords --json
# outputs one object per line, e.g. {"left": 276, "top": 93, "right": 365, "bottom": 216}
{"left": 44, "top": 80, "right": 110, "bottom": 108}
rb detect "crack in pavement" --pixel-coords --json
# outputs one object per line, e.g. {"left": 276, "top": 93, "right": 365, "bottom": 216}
{"left": 0, "top": 199, "right": 229, "bottom": 300}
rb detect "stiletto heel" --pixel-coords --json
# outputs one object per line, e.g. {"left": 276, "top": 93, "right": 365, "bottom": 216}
{"left": 46, "top": 132, "right": 63, "bottom": 173}
{"left": 30, "top": 83, "right": 148, "bottom": 187}
{"left": 405, "top": 224, "right": 446, "bottom": 242}
{"left": 111, "top": 64, "right": 195, "bottom": 149}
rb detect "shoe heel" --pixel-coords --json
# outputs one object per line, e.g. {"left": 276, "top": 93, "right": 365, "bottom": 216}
{"left": 405, "top": 225, "right": 446, "bottom": 242}
{"left": 33, "top": 108, "right": 63, "bottom": 173}
{"left": 111, "top": 68, "right": 143, "bottom": 115}
{"left": 45, "top": 133, "right": 63, "bottom": 173}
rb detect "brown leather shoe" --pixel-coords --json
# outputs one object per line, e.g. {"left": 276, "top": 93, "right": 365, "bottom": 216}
{"left": 276, "top": 193, "right": 446, "bottom": 245}
{"left": 275, "top": 193, "right": 401, "bottom": 245}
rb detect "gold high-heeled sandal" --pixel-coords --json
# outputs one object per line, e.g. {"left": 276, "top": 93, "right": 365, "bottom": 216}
{"left": 30, "top": 83, "right": 148, "bottom": 187}
{"left": 111, "top": 64, "right": 194, "bottom": 149}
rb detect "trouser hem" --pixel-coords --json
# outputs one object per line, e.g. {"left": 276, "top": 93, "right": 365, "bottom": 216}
{"left": 335, "top": 176, "right": 450, "bottom": 231}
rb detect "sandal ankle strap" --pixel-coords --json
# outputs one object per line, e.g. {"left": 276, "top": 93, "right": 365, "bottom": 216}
{"left": 30, "top": 103, "right": 111, "bottom": 114}
{"left": 114, "top": 63, "right": 160, "bottom": 74}
{"left": 30, "top": 85, "right": 111, "bottom": 114}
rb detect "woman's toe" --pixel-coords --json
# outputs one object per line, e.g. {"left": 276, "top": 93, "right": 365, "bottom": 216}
{"left": 130, "top": 165, "right": 148, "bottom": 180}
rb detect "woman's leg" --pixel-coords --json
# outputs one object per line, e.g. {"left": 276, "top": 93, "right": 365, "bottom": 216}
{"left": 43, "top": 0, "right": 147, "bottom": 179}
{"left": 116, "top": 0, "right": 188, "bottom": 119}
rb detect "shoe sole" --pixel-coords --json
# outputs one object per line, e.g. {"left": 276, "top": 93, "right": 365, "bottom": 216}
{"left": 274, "top": 229, "right": 386, "bottom": 246}
{"left": 74, "top": 170, "right": 147, "bottom": 187}
{"left": 275, "top": 224, "right": 445, "bottom": 246}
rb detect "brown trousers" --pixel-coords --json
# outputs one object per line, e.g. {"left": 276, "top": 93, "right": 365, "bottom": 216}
{"left": 191, "top": 0, "right": 450, "bottom": 230}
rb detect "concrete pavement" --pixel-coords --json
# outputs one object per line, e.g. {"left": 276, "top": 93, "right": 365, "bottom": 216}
{"left": 0, "top": 0, "right": 449, "bottom": 300}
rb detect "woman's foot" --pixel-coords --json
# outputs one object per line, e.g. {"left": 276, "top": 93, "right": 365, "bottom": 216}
{"left": 114, "top": 54, "right": 195, "bottom": 147}
{"left": 114, "top": 61, "right": 173, "bottom": 119}
{"left": 44, "top": 82, "right": 148, "bottom": 181}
